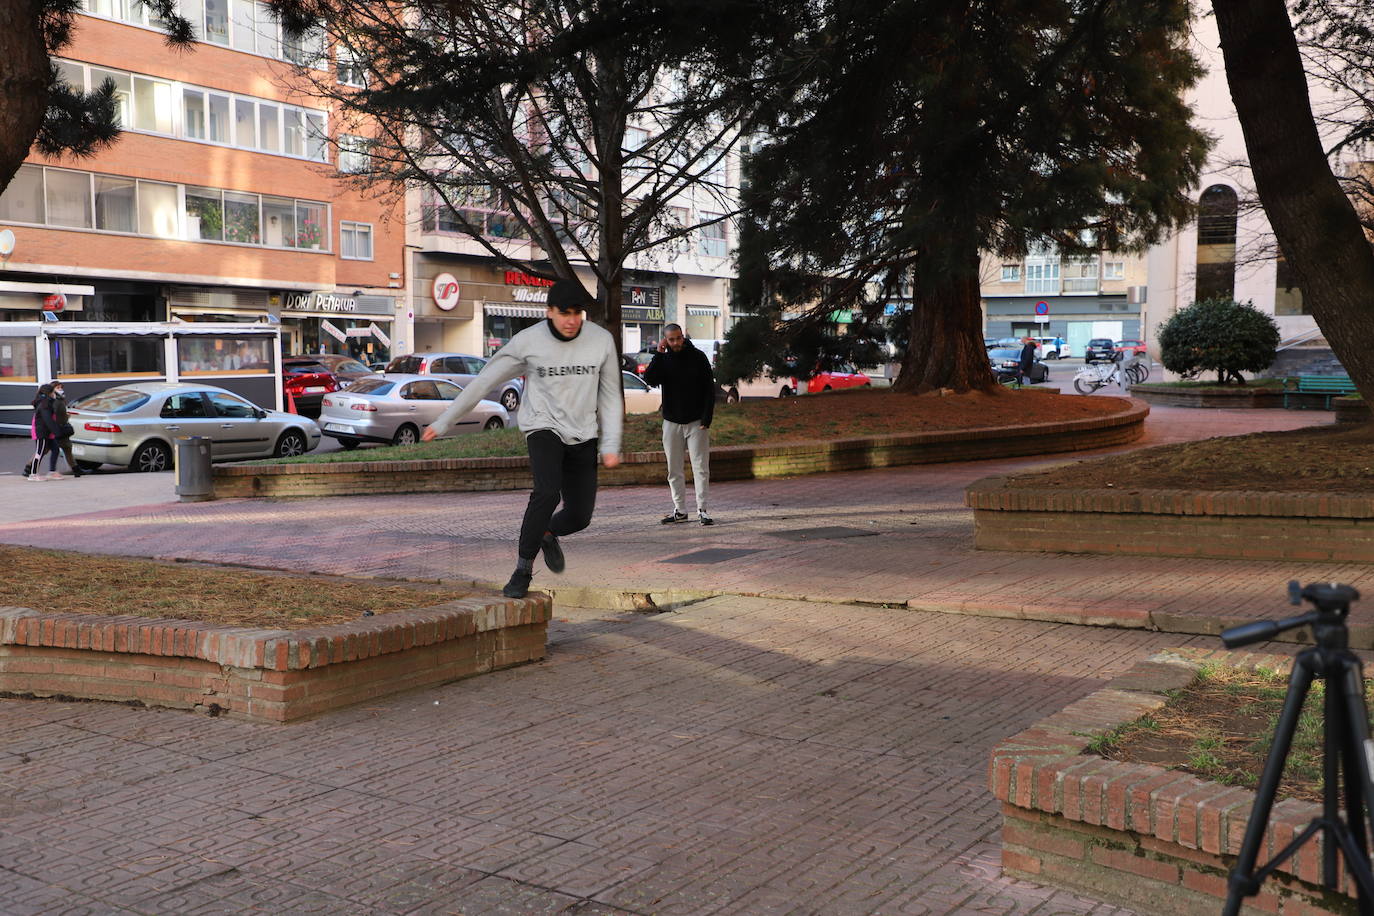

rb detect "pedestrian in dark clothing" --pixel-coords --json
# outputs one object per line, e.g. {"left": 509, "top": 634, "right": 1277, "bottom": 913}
{"left": 50, "top": 381, "right": 82, "bottom": 477}
{"left": 421, "top": 278, "right": 624, "bottom": 599}
{"left": 29, "top": 384, "right": 61, "bottom": 481}
{"left": 643, "top": 324, "right": 716, "bottom": 525}
{"left": 1017, "top": 336, "right": 1037, "bottom": 386}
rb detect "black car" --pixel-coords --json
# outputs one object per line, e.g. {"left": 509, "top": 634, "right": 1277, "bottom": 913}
{"left": 1083, "top": 338, "right": 1117, "bottom": 364}
{"left": 987, "top": 347, "right": 1048, "bottom": 383}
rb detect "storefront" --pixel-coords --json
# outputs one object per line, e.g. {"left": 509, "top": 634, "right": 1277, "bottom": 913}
{"left": 276, "top": 290, "right": 396, "bottom": 364}
{"left": 0, "top": 278, "right": 93, "bottom": 322}
{"left": 481, "top": 270, "right": 552, "bottom": 355}
{"left": 622, "top": 285, "right": 666, "bottom": 353}
{"left": 684, "top": 305, "right": 720, "bottom": 341}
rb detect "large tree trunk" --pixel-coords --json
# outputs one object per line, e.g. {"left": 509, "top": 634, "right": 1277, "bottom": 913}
{"left": 893, "top": 252, "right": 998, "bottom": 393}
{"left": 1213, "top": 0, "right": 1374, "bottom": 403}
{"left": 0, "top": 0, "right": 49, "bottom": 192}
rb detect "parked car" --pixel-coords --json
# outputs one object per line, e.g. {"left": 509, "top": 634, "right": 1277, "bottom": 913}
{"left": 624, "top": 348, "right": 659, "bottom": 376}
{"left": 778, "top": 363, "right": 873, "bottom": 397}
{"left": 1083, "top": 338, "right": 1118, "bottom": 363}
{"left": 1032, "top": 336, "right": 1071, "bottom": 359}
{"left": 67, "top": 382, "right": 321, "bottom": 472}
{"left": 281, "top": 370, "right": 339, "bottom": 417}
{"left": 317, "top": 374, "right": 509, "bottom": 449}
{"left": 383, "top": 353, "right": 524, "bottom": 412}
{"left": 287, "top": 354, "right": 376, "bottom": 382}
{"left": 987, "top": 347, "right": 1049, "bottom": 383}
{"left": 1114, "top": 339, "right": 1148, "bottom": 356}
{"left": 622, "top": 371, "right": 663, "bottom": 414}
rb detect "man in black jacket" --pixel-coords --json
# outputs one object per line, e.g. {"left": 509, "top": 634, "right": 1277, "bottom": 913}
{"left": 642, "top": 324, "right": 716, "bottom": 526}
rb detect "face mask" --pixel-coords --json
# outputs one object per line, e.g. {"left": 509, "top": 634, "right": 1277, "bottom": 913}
{"left": 54, "top": 388, "right": 64, "bottom": 397}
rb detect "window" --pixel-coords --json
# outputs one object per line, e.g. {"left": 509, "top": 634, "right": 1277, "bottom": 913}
{"left": 55, "top": 60, "right": 85, "bottom": 91}
{"left": 229, "top": 0, "right": 254, "bottom": 49}
{"left": 1000, "top": 265, "right": 1020, "bottom": 283}
{"left": 337, "top": 45, "right": 366, "bottom": 87}
{"left": 341, "top": 221, "right": 373, "bottom": 259}
{"left": 282, "top": 108, "right": 305, "bottom": 156}
{"left": 296, "top": 202, "right": 326, "bottom": 250}
{"left": 261, "top": 196, "right": 296, "bottom": 247}
{"left": 132, "top": 76, "right": 174, "bottom": 134}
{"left": 223, "top": 190, "right": 261, "bottom": 244}
{"left": 185, "top": 187, "right": 223, "bottom": 240}
{"left": 204, "top": 0, "right": 230, "bottom": 45}
{"left": 402, "top": 380, "right": 442, "bottom": 400}
{"left": 304, "top": 112, "right": 327, "bottom": 161}
{"left": 234, "top": 99, "right": 256, "bottom": 149}
{"left": 258, "top": 103, "right": 281, "bottom": 153}
{"left": 435, "top": 381, "right": 461, "bottom": 399}
{"left": 338, "top": 134, "right": 370, "bottom": 173}
{"left": 1062, "top": 255, "right": 1099, "bottom": 293}
{"left": 0, "top": 165, "right": 45, "bottom": 224}
{"left": 89, "top": 68, "right": 131, "bottom": 127}
{"left": 52, "top": 336, "right": 164, "bottom": 376}
{"left": 137, "top": 180, "right": 179, "bottom": 238}
{"left": 94, "top": 176, "right": 136, "bottom": 232}
{"left": 1103, "top": 261, "right": 1125, "bottom": 280}
{"left": 206, "top": 391, "right": 257, "bottom": 417}
{"left": 183, "top": 89, "right": 207, "bottom": 139}
{"left": 1024, "top": 259, "right": 1060, "bottom": 294}
{"left": 179, "top": 337, "right": 272, "bottom": 374}
{"left": 161, "top": 393, "right": 209, "bottom": 418}
{"left": 1196, "top": 184, "right": 1238, "bottom": 301}
{"left": 698, "top": 212, "right": 727, "bottom": 257}
{"left": 46, "top": 169, "right": 93, "bottom": 229}
{"left": 252, "top": 1, "right": 279, "bottom": 57}
{"left": 0, "top": 337, "right": 38, "bottom": 381}
{"left": 283, "top": 26, "right": 326, "bottom": 67}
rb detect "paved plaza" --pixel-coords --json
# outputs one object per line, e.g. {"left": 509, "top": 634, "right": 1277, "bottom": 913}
{"left": 0, "top": 399, "right": 1353, "bottom": 914}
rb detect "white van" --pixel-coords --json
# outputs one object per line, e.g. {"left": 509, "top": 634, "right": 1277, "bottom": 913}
{"left": 1033, "top": 336, "right": 1071, "bottom": 359}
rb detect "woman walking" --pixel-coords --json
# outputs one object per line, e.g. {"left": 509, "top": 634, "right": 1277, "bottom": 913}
{"left": 49, "top": 380, "right": 82, "bottom": 477}
{"left": 29, "top": 383, "right": 61, "bottom": 481}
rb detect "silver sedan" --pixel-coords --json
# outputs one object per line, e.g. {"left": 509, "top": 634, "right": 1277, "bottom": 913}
{"left": 68, "top": 381, "right": 322, "bottom": 472}
{"left": 317, "top": 374, "right": 510, "bottom": 449}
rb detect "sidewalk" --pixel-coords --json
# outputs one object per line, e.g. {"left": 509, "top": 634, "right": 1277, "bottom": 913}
{"left": 0, "top": 401, "right": 1348, "bottom": 638}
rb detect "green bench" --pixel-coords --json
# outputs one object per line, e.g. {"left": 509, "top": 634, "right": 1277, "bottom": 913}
{"left": 1282, "top": 375, "right": 1357, "bottom": 409}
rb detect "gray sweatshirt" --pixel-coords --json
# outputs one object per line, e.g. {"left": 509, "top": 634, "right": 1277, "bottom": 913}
{"left": 427, "top": 319, "right": 623, "bottom": 455}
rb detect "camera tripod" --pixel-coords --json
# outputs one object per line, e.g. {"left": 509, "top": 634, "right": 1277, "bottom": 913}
{"left": 1222, "top": 581, "right": 1374, "bottom": 916}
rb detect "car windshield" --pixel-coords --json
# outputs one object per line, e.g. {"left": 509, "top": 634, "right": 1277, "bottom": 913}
{"left": 1090, "top": 339, "right": 1113, "bottom": 346}
{"left": 285, "top": 363, "right": 328, "bottom": 375}
{"left": 345, "top": 378, "right": 396, "bottom": 395}
{"left": 385, "top": 356, "right": 423, "bottom": 373}
{"left": 69, "top": 388, "right": 151, "bottom": 413}
{"left": 333, "top": 359, "right": 371, "bottom": 373}
{"left": 988, "top": 348, "right": 1021, "bottom": 359}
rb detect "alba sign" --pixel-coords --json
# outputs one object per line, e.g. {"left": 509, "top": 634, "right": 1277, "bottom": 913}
{"left": 432, "top": 273, "right": 461, "bottom": 311}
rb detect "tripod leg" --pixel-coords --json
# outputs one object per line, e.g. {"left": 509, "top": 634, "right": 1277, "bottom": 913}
{"left": 1329, "top": 665, "right": 1344, "bottom": 887}
{"left": 1336, "top": 656, "right": 1374, "bottom": 911}
{"left": 1226, "top": 658, "right": 1316, "bottom": 915}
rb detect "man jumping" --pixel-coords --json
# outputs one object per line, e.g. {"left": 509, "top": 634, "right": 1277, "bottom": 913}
{"left": 422, "top": 278, "right": 623, "bottom": 598}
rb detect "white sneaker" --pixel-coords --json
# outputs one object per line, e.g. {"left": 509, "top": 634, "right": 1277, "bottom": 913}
{"left": 27, "top": 474, "right": 45, "bottom": 482}
{"left": 45, "top": 471, "right": 64, "bottom": 480}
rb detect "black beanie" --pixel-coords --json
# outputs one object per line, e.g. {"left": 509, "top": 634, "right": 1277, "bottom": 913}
{"left": 547, "top": 277, "right": 593, "bottom": 311}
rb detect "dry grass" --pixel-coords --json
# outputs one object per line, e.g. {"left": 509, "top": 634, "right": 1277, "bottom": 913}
{"left": 0, "top": 546, "right": 469, "bottom": 629}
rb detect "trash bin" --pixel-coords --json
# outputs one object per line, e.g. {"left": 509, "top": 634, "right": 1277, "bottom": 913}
{"left": 174, "top": 436, "right": 215, "bottom": 502}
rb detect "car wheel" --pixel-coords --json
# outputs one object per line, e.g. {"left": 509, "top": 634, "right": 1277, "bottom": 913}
{"left": 392, "top": 424, "right": 419, "bottom": 447}
{"left": 484, "top": 416, "right": 505, "bottom": 430}
{"left": 275, "top": 430, "right": 308, "bottom": 457}
{"left": 131, "top": 441, "right": 171, "bottom": 473}
{"left": 500, "top": 388, "right": 520, "bottom": 411}
{"left": 75, "top": 460, "right": 102, "bottom": 472}
{"left": 822, "top": 385, "right": 832, "bottom": 391}
{"left": 337, "top": 437, "right": 360, "bottom": 451}
{"left": 780, "top": 386, "right": 794, "bottom": 398}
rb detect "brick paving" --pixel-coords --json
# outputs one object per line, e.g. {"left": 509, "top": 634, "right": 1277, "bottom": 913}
{"left": 0, "top": 400, "right": 1351, "bottom": 913}
{"left": 1, "top": 596, "right": 1240, "bottom": 915}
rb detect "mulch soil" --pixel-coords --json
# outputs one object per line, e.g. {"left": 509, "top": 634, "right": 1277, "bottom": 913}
{"left": 1004, "top": 421, "right": 1374, "bottom": 494}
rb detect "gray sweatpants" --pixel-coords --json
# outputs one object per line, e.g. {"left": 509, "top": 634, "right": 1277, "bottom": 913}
{"left": 663, "top": 419, "right": 710, "bottom": 514}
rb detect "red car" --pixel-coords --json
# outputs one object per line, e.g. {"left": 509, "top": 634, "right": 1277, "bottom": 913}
{"left": 282, "top": 370, "right": 339, "bottom": 417}
{"left": 1114, "top": 339, "right": 1148, "bottom": 356}
{"left": 779, "top": 364, "right": 873, "bottom": 397}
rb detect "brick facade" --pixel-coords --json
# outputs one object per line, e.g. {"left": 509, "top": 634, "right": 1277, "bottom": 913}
{"left": 0, "top": 595, "right": 549, "bottom": 723}
{"left": 210, "top": 400, "right": 1149, "bottom": 498}
{"left": 967, "top": 478, "right": 1374, "bottom": 563}
{"left": 990, "top": 649, "right": 1356, "bottom": 915}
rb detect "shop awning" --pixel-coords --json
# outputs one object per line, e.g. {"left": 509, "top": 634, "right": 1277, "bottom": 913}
{"left": 484, "top": 303, "right": 548, "bottom": 318}
{"left": 686, "top": 306, "right": 720, "bottom": 316}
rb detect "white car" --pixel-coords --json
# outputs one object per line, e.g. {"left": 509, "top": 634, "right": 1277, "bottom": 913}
{"left": 318, "top": 374, "right": 509, "bottom": 449}
{"left": 623, "top": 371, "right": 662, "bottom": 414}
{"left": 67, "top": 382, "right": 321, "bottom": 472}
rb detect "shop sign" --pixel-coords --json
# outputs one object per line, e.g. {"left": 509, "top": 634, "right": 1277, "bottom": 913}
{"left": 512, "top": 287, "right": 549, "bottom": 303}
{"left": 433, "top": 273, "right": 461, "bottom": 311}
{"left": 504, "top": 271, "right": 554, "bottom": 287}
{"left": 284, "top": 291, "right": 357, "bottom": 313}
{"left": 42, "top": 293, "right": 66, "bottom": 312}
{"left": 623, "top": 306, "right": 665, "bottom": 322}
{"left": 622, "top": 286, "right": 663, "bottom": 307}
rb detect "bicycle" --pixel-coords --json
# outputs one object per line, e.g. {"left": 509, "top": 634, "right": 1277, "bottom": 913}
{"left": 1124, "top": 358, "right": 1150, "bottom": 384}
{"left": 1221, "top": 581, "right": 1374, "bottom": 915}
{"left": 1072, "top": 355, "right": 1124, "bottom": 394}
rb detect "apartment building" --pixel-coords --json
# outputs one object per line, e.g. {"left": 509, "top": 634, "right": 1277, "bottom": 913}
{"left": 0, "top": 1, "right": 404, "bottom": 373}
{"left": 979, "top": 245, "right": 1147, "bottom": 355}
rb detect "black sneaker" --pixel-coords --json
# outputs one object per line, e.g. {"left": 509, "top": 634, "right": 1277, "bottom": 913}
{"left": 660, "top": 511, "right": 689, "bottom": 525}
{"left": 698, "top": 512, "right": 715, "bottom": 526}
{"left": 541, "top": 533, "right": 565, "bottom": 574}
{"left": 502, "top": 570, "right": 533, "bottom": 599}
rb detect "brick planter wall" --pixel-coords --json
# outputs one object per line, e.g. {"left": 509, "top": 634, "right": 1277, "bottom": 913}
{"left": 967, "top": 479, "right": 1374, "bottom": 563}
{"left": 990, "top": 649, "right": 1354, "bottom": 915}
{"left": 1334, "top": 397, "right": 1370, "bottom": 425}
{"left": 0, "top": 595, "right": 549, "bottom": 723}
{"left": 1128, "top": 384, "right": 1286, "bottom": 409}
{"left": 211, "top": 400, "right": 1148, "bottom": 498}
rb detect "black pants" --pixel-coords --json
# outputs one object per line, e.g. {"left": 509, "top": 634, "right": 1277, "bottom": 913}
{"left": 518, "top": 431, "right": 599, "bottom": 560}
{"left": 32, "top": 438, "right": 57, "bottom": 473}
